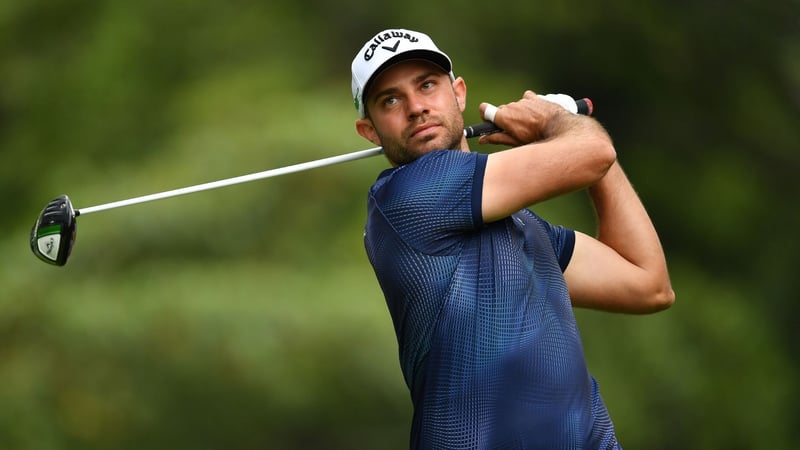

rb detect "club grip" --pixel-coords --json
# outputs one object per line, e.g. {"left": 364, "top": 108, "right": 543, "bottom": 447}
{"left": 575, "top": 98, "right": 593, "bottom": 115}
{"left": 464, "top": 97, "right": 593, "bottom": 139}
{"left": 464, "top": 122, "right": 502, "bottom": 138}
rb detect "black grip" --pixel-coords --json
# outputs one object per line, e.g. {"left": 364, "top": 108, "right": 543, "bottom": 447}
{"left": 464, "top": 122, "right": 502, "bottom": 139}
{"left": 575, "top": 98, "right": 593, "bottom": 115}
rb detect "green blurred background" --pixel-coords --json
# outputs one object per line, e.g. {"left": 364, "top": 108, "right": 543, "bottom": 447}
{"left": 3, "top": 0, "right": 798, "bottom": 448}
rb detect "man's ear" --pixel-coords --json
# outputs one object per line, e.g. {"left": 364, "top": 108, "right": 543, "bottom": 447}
{"left": 453, "top": 76, "right": 467, "bottom": 113}
{"left": 356, "top": 118, "right": 381, "bottom": 146}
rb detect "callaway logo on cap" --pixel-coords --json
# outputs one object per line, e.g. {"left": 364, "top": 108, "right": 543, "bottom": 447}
{"left": 351, "top": 29, "right": 454, "bottom": 117}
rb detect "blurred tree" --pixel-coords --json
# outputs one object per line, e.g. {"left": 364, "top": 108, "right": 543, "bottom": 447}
{"left": 2, "top": 0, "right": 798, "bottom": 448}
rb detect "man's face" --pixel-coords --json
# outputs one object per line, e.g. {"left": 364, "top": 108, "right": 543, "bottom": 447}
{"left": 356, "top": 60, "right": 467, "bottom": 166}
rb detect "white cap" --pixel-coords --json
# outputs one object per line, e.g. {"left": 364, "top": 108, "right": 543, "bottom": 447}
{"left": 351, "top": 29, "right": 454, "bottom": 117}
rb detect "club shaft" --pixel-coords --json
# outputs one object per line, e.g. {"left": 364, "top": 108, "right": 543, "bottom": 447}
{"left": 76, "top": 146, "right": 383, "bottom": 216}
{"left": 75, "top": 94, "right": 593, "bottom": 216}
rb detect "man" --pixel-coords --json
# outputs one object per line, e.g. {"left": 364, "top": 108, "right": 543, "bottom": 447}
{"left": 352, "top": 28, "right": 674, "bottom": 449}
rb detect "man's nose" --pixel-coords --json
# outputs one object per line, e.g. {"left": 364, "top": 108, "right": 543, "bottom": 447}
{"left": 406, "top": 93, "right": 429, "bottom": 118}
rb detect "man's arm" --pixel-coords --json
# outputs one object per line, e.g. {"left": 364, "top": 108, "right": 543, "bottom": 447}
{"left": 480, "top": 91, "right": 616, "bottom": 223}
{"left": 479, "top": 90, "right": 674, "bottom": 313}
{"left": 564, "top": 162, "right": 675, "bottom": 313}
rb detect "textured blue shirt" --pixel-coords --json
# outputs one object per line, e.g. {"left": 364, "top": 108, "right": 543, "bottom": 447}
{"left": 364, "top": 150, "right": 620, "bottom": 449}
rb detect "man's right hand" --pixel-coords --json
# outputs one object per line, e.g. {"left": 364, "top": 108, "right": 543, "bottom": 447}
{"left": 478, "top": 91, "right": 570, "bottom": 146}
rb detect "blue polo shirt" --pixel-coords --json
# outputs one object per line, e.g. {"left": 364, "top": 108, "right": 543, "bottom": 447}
{"left": 364, "top": 150, "right": 620, "bottom": 449}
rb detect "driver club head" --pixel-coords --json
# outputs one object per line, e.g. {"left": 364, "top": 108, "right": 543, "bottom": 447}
{"left": 30, "top": 195, "right": 77, "bottom": 266}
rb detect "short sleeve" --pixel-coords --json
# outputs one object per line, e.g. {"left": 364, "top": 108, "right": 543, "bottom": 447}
{"left": 526, "top": 211, "right": 576, "bottom": 272}
{"left": 368, "top": 150, "right": 488, "bottom": 255}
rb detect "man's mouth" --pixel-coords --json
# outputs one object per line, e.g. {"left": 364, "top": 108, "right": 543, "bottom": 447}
{"left": 410, "top": 123, "right": 440, "bottom": 139}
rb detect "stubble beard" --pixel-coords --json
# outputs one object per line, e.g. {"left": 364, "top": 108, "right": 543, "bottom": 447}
{"left": 381, "top": 113, "right": 465, "bottom": 166}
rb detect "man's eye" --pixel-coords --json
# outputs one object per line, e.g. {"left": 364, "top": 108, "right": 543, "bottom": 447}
{"left": 421, "top": 80, "right": 435, "bottom": 90}
{"left": 383, "top": 97, "right": 398, "bottom": 106}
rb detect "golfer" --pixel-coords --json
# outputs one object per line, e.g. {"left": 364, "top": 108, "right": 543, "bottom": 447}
{"left": 352, "top": 29, "right": 674, "bottom": 449}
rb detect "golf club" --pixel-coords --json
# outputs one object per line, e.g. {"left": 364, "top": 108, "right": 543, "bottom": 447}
{"left": 30, "top": 96, "right": 592, "bottom": 266}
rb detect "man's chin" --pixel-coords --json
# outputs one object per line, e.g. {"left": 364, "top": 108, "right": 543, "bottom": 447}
{"left": 413, "top": 137, "right": 457, "bottom": 153}
{"left": 386, "top": 136, "right": 461, "bottom": 165}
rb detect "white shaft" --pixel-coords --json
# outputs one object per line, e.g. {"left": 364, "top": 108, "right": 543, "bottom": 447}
{"left": 77, "top": 146, "right": 384, "bottom": 215}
